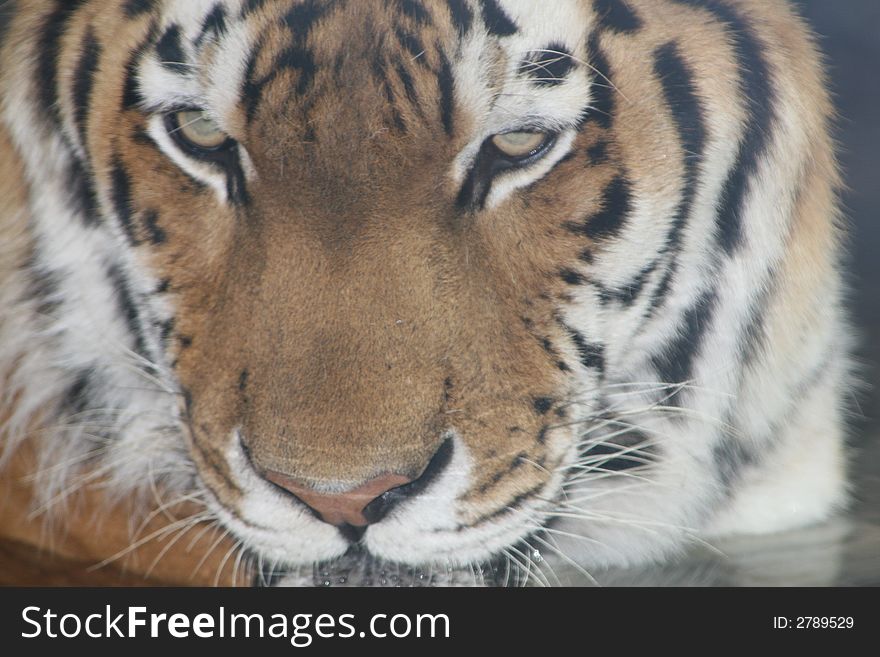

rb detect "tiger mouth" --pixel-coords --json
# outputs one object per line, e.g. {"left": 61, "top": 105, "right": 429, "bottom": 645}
{"left": 256, "top": 546, "right": 517, "bottom": 588}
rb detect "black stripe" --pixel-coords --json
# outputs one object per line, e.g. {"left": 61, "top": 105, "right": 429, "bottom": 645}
{"left": 130, "top": 127, "right": 154, "bottom": 147}
{"left": 399, "top": 0, "right": 432, "bottom": 24}
{"left": 371, "top": 57, "right": 408, "bottom": 132}
{"left": 603, "top": 41, "right": 708, "bottom": 309}
{"left": 539, "top": 336, "right": 572, "bottom": 373}
{"left": 456, "top": 140, "right": 495, "bottom": 209}
{"left": 583, "top": 34, "right": 614, "bottom": 129}
{"left": 240, "top": 41, "right": 265, "bottom": 122}
{"left": 672, "top": 0, "right": 775, "bottom": 255}
{"left": 594, "top": 0, "right": 642, "bottom": 33}
{"left": 468, "top": 483, "right": 546, "bottom": 527}
{"left": 22, "top": 256, "right": 63, "bottom": 316}
{"left": 489, "top": 451, "right": 532, "bottom": 478}
{"left": 651, "top": 289, "right": 717, "bottom": 402}
{"left": 72, "top": 28, "right": 102, "bottom": 150}
{"left": 533, "top": 397, "right": 554, "bottom": 415}
{"left": 560, "top": 268, "right": 586, "bottom": 285}
{"left": 588, "top": 174, "right": 633, "bottom": 239}
{"left": 284, "top": 0, "right": 331, "bottom": 43}
{"left": 156, "top": 24, "right": 188, "bottom": 73}
{"left": 66, "top": 160, "right": 101, "bottom": 227}
{"left": 739, "top": 285, "right": 771, "bottom": 366}
{"left": 395, "top": 25, "right": 427, "bottom": 60}
{"left": 105, "top": 264, "right": 149, "bottom": 360}
{"left": 241, "top": 0, "right": 270, "bottom": 16}
{"left": 195, "top": 4, "right": 228, "bottom": 48}
{"left": 190, "top": 427, "right": 245, "bottom": 496}
{"left": 242, "top": 43, "right": 317, "bottom": 121}
{"left": 601, "top": 263, "right": 654, "bottom": 306}
{"left": 654, "top": 40, "right": 707, "bottom": 192}
{"left": 110, "top": 155, "right": 140, "bottom": 245}
{"left": 437, "top": 50, "right": 455, "bottom": 135}
{"left": 445, "top": 0, "right": 473, "bottom": 37}
{"left": 159, "top": 317, "right": 175, "bottom": 343}
{"left": 63, "top": 369, "right": 95, "bottom": 415}
{"left": 37, "top": 0, "right": 90, "bottom": 128}
{"left": 275, "top": 46, "right": 317, "bottom": 95}
{"left": 585, "top": 32, "right": 614, "bottom": 128}
{"left": 713, "top": 435, "right": 754, "bottom": 490}
{"left": 182, "top": 387, "right": 193, "bottom": 414}
{"left": 395, "top": 61, "right": 420, "bottom": 107}
{"left": 142, "top": 209, "right": 166, "bottom": 245}
{"left": 566, "top": 174, "right": 633, "bottom": 241}
{"left": 562, "top": 324, "right": 605, "bottom": 373}
{"left": 225, "top": 149, "right": 251, "bottom": 206}
{"left": 520, "top": 43, "right": 575, "bottom": 87}
{"left": 123, "top": 0, "right": 159, "bottom": 17}
{"left": 479, "top": 0, "right": 518, "bottom": 37}
{"left": 586, "top": 140, "right": 609, "bottom": 166}
{"left": 537, "top": 425, "right": 549, "bottom": 444}
{"left": 121, "top": 23, "right": 159, "bottom": 111}
{"left": 650, "top": 267, "right": 677, "bottom": 316}
{"left": 0, "top": 5, "right": 11, "bottom": 45}
{"left": 645, "top": 41, "right": 708, "bottom": 315}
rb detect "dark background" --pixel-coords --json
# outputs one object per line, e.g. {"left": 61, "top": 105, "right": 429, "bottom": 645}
{"left": 796, "top": 0, "right": 880, "bottom": 491}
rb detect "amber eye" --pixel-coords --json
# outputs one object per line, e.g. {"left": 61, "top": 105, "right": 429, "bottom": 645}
{"left": 491, "top": 131, "right": 552, "bottom": 160}
{"left": 169, "top": 110, "right": 229, "bottom": 150}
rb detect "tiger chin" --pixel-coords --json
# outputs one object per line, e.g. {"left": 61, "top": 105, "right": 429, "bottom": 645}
{"left": 0, "top": 0, "right": 850, "bottom": 587}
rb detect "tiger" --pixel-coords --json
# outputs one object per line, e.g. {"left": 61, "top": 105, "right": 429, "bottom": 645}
{"left": 0, "top": 0, "right": 849, "bottom": 587}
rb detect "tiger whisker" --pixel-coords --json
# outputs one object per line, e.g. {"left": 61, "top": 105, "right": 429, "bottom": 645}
{"left": 232, "top": 544, "right": 251, "bottom": 587}
{"left": 191, "top": 524, "right": 230, "bottom": 576}
{"left": 86, "top": 511, "right": 214, "bottom": 572}
{"left": 145, "top": 515, "right": 214, "bottom": 579}
{"left": 213, "top": 537, "right": 244, "bottom": 587}
{"left": 531, "top": 532, "right": 600, "bottom": 586}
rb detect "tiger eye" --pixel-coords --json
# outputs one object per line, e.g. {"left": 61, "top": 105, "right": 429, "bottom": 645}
{"left": 173, "top": 110, "right": 228, "bottom": 150}
{"left": 491, "top": 131, "right": 549, "bottom": 159}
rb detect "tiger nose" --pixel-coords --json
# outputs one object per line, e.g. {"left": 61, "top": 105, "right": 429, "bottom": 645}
{"left": 264, "top": 472, "right": 412, "bottom": 527}
{"left": 261, "top": 439, "right": 454, "bottom": 529}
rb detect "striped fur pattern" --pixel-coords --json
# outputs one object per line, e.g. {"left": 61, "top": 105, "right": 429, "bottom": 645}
{"left": 0, "top": 0, "right": 849, "bottom": 584}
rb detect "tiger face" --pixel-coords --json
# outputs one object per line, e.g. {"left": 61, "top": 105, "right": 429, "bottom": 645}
{"left": 0, "top": 0, "right": 849, "bottom": 584}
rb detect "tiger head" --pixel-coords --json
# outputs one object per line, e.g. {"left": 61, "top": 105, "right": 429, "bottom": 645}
{"left": 0, "top": 0, "right": 848, "bottom": 584}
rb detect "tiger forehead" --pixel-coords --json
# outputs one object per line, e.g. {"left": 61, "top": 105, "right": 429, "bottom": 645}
{"left": 144, "top": 0, "right": 593, "bottom": 127}
{"left": 239, "top": 2, "right": 460, "bottom": 128}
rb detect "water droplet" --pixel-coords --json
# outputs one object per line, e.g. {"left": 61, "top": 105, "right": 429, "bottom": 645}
{"left": 532, "top": 549, "right": 543, "bottom": 563}
{"left": 322, "top": 580, "right": 331, "bottom": 587}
